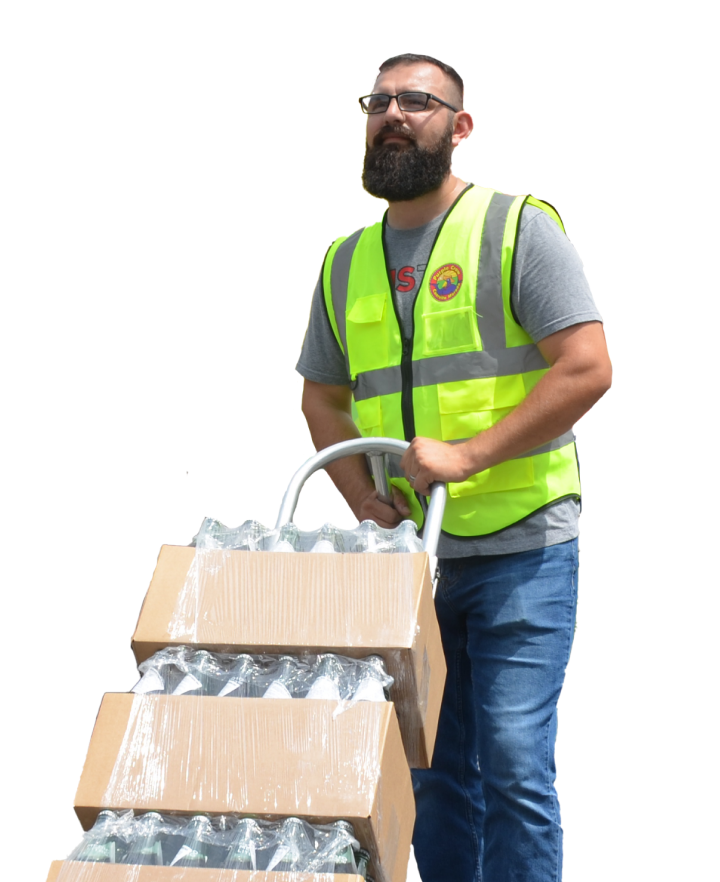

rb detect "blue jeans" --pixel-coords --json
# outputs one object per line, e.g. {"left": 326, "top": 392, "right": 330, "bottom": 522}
{"left": 412, "top": 538, "right": 579, "bottom": 882}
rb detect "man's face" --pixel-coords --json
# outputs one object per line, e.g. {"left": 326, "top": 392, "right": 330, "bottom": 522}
{"left": 362, "top": 62, "right": 463, "bottom": 203}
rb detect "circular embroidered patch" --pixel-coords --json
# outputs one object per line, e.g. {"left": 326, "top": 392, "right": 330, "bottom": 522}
{"left": 429, "top": 263, "right": 463, "bottom": 302}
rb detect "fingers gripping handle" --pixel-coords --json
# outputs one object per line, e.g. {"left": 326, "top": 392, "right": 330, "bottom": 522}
{"left": 275, "top": 437, "right": 447, "bottom": 561}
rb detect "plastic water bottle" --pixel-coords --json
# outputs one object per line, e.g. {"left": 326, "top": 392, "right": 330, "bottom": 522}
{"left": 309, "top": 523, "right": 344, "bottom": 553}
{"left": 223, "top": 818, "right": 263, "bottom": 871}
{"left": 272, "top": 540, "right": 295, "bottom": 553}
{"left": 352, "top": 655, "right": 392, "bottom": 702}
{"left": 308, "top": 820, "right": 358, "bottom": 873}
{"left": 217, "top": 653, "right": 256, "bottom": 698}
{"left": 296, "top": 527, "right": 319, "bottom": 553}
{"left": 266, "top": 817, "right": 314, "bottom": 872}
{"left": 195, "top": 517, "right": 229, "bottom": 548}
{"left": 195, "top": 517, "right": 269, "bottom": 550}
{"left": 309, "top": 537, "right": 336, "bottom": 553}
{"left": 192, "top": 517, "right": 220, "bottom": 548}
{"left": 355, "top": 847, "right": 371, "bottom": 879}
{"left": 394, "top": 519, "right": 424, "bottom": 552}
{"left": 236, "top": 519, "right": 271, "bottom": 551}
{"left": 263, "top": 655, "right": 298, "bottom": 699}
{"left": 131, "top": 664, "right": 166, "bottom": 695}
{"left": 133, "top": 646, "right": 191, "bottom": 695}
{"left": 169, "top": 815, "right": 214, "bottom": 868}
{"left": 271, "top": 523, "right": 300, "bottom": 552}
{"left": 123, "top": 812, "right": 167, "bottom": 866}
{"left": 353, "top": 520, "right": 389, "bottom": 553}
{"left": 205, "top": 815, "right": 238, "bottom": 867}
{"left": 69, "top": 811, "right": 126, "bottom": 864}
{"left": 172, "top": 650, "right": 218, "bottom": 696}
{"left": 305, "top": 653, "right": 344, "bottom": 700}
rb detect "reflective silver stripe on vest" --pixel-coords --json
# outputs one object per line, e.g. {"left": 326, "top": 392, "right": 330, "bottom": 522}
{"left": 476, "top": 192, "right": 515, "bottom": 350}
{"left": 412, "top": 347, "right": 549, "bottom": 387}
{"left": 330, "top": 228, "right": 364, "bottom": 372}
{"left": 352, "top": 346, "right": 549, "bottom": 402}
{"left": 446, "top": 430, "right": 575, "bottom": 457}
{"left": 512, "top": 430, "right": 575, "bottom": 458}
{"left": 354, "top": 364, "right": 403, "bottom": 399}
{"left": 384, "top": 431, "right": 575, "bottom": 479}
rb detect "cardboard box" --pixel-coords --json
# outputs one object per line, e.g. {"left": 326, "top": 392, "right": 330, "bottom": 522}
{"left": 131, "top": 546, "right": 446, "bottom": 768}
{"left": 46, "top": 863, "right": 361, "bottom": 881}
{"left": 74, "top": 694, "right": 414, "bottom": 882}
{"left": 45, "top": 860, "right": 64, "bottom": 882}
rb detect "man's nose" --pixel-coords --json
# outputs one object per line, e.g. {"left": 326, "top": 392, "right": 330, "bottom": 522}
{"left": 383, "top": 96, "right": 405, "bottom": 122}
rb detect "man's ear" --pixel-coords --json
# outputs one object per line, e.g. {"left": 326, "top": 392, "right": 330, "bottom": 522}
{"left": 452, "top": 111, "right": 474, "bottom": 147}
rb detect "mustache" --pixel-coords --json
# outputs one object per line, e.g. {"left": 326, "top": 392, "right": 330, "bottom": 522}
{"left": 372, "top": 124, "right": 418, "bottom": 148}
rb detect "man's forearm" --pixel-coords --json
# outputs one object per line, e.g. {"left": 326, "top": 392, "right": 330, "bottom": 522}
{"left": 302, "top": 392, "right": 375, "bottom": 518}
{"left": 463, "top": 354, "right": 608, "bottom": 472}
{"left": 473, "top": 322, "right": 612, "bottom": 471}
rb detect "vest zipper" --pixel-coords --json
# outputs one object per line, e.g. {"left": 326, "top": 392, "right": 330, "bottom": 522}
{"left": 380, "top": 185, "right": 475, "bottom": 443}
{"left": 380, "top": 189, "right": 472, "bottom": 527}
{"left": 399, "top": 336, "right": 416, "bottom": 441}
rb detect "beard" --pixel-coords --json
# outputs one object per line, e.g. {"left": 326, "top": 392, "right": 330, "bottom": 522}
{"left": 362, "top": 123, "right": 454, "bottom": 202}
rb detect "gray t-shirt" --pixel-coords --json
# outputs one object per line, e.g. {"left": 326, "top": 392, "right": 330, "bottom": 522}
{"left": 296, "top": 202, "right": 602, "bottom": 558}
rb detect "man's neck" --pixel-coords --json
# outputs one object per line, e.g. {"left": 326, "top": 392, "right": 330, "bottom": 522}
{"left": 386, "top": 174, "right": 468, "bottom": 230}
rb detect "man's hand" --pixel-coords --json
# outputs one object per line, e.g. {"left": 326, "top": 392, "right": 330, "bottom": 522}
{"left": 400, "top": 438, "right": 472, "bottom": 497}
{"left": 357, "top": 486, "right": 412, "bottom": 528}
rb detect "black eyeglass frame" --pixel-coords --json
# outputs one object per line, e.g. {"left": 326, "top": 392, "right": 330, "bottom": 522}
{"left": 358, "top": 91, "right": 459, "bottom": 114}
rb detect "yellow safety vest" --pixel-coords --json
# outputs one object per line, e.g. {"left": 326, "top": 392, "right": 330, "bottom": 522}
{"left": 323, "top": 184, "right": 581, "bottom": 536}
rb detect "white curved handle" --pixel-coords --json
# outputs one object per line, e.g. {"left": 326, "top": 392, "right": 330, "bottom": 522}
{"left": 275, "top": 438, "right": 447, "bottom": 561}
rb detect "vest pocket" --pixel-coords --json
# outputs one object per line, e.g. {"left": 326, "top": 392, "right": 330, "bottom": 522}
{"left": 422, "top": 306, "right": 480, "bottom": 356}
{"left": 437, "top": 377, "right": 526, "bottom": 441}
{"left": 436, "top": 377, "right": 534, "bottom": 495}
{"left": 449, "top": 458, "right": 535, "bottom": 497}
{"left": 347, "top": 294, "right": 389, "bottom": 373}
{"left": 354, "top": 396, "right": 384, "bottom": 436}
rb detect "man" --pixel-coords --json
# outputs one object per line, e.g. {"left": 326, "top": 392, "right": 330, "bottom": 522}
{"left": 296, "top": 53, "right": 611, "bottom": 882}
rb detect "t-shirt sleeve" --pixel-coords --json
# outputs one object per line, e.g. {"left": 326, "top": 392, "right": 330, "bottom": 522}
{"left": 512, "top": 205, "right": 602, "bottom": 343}
{"left": 295, "top": 269, "right": 352, "bottom": 386}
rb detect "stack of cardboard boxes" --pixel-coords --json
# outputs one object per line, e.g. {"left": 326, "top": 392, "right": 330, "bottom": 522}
{"left": 47, "top": 542, "right": 446, "bottom": 882}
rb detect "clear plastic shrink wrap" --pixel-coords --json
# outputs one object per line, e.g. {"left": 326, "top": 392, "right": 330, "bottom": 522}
{"left": 73, "top": 694, "right": 414, "bottom": 882}
{"left": 132, "top": 649, "right": 393, "bottom": 702}
{"left": 132, "top": 544, "right": 444, "bottom": 768}
{"left": 59, "top": 810, "right": 371, "bottom": 876}
{"left": 54, "top": 861, "right": 364, "bottom": 881}
{"left": 168, "top": 547, "right": 418, "bottom": 647}
{"left": 192, "top": 519, "right": 424, "bottom": 554}
{"left": 174, "top": 517, "right": 423, "bottom": 648}
{"left": 170, "top": 519, "right": 424, "bottom": 655}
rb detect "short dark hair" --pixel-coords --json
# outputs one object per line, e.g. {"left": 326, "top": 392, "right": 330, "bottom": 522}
{"left": 378, "top": 54, "right": 464, "bottom": 109}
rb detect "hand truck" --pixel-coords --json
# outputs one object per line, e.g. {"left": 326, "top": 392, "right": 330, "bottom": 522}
{"left": 275, "top": 437, "right": 447, "bottom": 584}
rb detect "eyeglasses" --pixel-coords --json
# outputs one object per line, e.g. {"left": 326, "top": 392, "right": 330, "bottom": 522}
{"left": 358, "top": 92, "right": 458, "bottom": 115}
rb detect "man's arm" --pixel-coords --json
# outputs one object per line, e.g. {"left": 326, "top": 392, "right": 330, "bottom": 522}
{"left": 400, "top": 321, "right": 612, "bottom": 495}
{"left": 302, "top": 380, "right": 412, "bottom": 528}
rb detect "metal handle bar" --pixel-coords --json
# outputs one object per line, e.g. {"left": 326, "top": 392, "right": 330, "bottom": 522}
{"left": 275, "top": 437, "right": 447, "bottom": 561}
